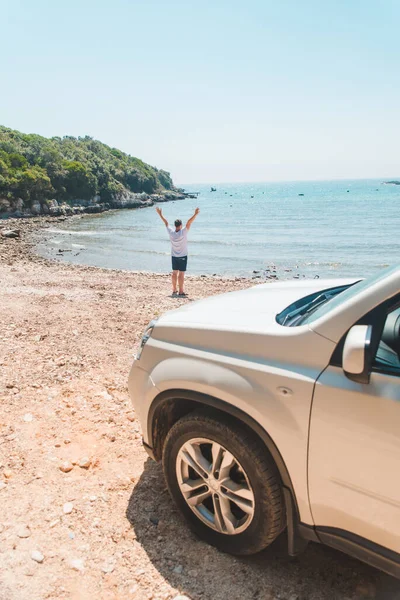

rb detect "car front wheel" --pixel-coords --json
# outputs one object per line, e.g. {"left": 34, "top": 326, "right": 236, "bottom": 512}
{"left": 162, "top": 411, "right": 285, "bottom": 555}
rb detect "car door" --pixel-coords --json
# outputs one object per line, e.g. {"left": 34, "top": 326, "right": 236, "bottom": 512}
{"left": 308, "top": 304, "right": 400, "bottom": 554}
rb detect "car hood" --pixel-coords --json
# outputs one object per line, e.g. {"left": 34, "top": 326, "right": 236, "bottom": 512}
{"left": 157, "top": 277, "right": 358, "bottom": 334}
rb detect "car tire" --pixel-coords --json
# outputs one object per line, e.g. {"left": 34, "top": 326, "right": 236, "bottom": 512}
{"left": 162, "top": 410, "right": 285, "bottom": 555}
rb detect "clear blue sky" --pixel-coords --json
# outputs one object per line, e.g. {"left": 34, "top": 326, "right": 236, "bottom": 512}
{"left": 2, "top": 0, "right": 400, "bottom": 184}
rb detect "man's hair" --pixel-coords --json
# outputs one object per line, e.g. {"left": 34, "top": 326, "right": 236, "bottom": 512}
{"left": 174, "top": 219, "right": 182, "bottom": 227}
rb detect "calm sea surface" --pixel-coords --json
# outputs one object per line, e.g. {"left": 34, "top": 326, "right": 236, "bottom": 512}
{"left": 36, "top": 179, "right": 400, "bottom": 279}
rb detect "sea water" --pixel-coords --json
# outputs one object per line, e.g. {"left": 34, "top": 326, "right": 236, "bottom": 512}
{"left": 36, "top": 179, "right": 400, "bottom": 279}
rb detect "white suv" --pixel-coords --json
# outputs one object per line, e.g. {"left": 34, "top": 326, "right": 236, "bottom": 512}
{"left": 128, "top": 265, "right": 400, "bottom": 578}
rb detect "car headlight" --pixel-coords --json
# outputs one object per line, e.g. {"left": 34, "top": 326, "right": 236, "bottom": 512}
{"left": 135, "top": 320, "right": 157, "bottom": 360}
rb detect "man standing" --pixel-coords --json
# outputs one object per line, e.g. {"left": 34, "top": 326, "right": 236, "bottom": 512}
{"left": 156, "top": 206, "right": 200, "bottom": 296}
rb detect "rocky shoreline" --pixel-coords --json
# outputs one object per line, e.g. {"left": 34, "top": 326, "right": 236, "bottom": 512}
{"left": 0, "top": 189, "right": 193, "bottom": 220}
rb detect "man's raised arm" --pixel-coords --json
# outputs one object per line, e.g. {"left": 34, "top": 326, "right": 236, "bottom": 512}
{"left": 186, "top": 207, "right": 200, "bottom": 230}
{"left": 156, "top": 206, "right": 168, "bottom": 227}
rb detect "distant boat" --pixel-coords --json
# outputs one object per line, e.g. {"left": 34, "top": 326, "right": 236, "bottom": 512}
{"left": 298, "top": 193, "right": 304, "bottom": 196}
{"left": 210, "top": 187, "right": 217, "bottom": 192}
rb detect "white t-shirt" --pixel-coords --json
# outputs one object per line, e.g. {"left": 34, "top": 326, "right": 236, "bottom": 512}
{"left": 167, "top": 225, "right": 188, "bottom": 257}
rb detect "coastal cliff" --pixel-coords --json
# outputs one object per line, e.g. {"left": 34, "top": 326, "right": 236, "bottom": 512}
{"left": 0, "top": 125, "right": 185, "bottom": 218}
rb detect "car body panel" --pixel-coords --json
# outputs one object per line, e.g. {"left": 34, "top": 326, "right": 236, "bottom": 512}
{"left": 309, "top": 366, "right": 400, "bottom": 554}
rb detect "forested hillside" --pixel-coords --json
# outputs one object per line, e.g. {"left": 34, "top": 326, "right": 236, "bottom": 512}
{"left": 0, "top": 126, "right": 174, "bottom": 215}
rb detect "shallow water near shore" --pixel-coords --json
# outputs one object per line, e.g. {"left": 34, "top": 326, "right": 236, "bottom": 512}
{"left": 36, "top": 179, "right": 400, "bottom": 279}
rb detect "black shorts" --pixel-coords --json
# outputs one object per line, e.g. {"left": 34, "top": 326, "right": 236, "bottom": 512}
{"left": 172, "top": 256, "right": 188, "bottom": 272}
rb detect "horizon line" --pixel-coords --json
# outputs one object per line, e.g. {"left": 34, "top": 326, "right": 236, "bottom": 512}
{"left": 176, "top": 176, "right": 399, "bottom": 187}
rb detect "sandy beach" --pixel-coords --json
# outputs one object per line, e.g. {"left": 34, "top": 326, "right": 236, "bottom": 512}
{"left": 0, "top": 217, "right": 397, "bottom": 600}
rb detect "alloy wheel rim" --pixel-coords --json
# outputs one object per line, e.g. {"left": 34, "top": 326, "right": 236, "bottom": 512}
{"left": 176, "top": 437, "right": 255, "bottom": 535}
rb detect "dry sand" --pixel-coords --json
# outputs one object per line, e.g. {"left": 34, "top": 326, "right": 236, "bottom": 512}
{"left": 0, "top": 217, "right": 399, "bottom": 600}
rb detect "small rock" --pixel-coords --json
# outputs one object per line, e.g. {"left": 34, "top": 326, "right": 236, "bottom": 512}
{"left": 78, "top": 457, "right": 91, "bottom": 469}
{"left": 126, "top": 413, "right": 135, "bottom": 422}
{"left": 63, "top": 502, "right": 74, "bottom": 514}
{"left": 31, "top": 550, "right": 44, "bottom": 563}
{"left": 59, "top": 461, "right": 74, "bottom": 473}
{"left": 64, "top": 439, "right": 71, "bottom": 444}
{"left": 16, "top": 524, "right": 31, "bottom": 538}
{"left": 101, "top": 558, "right": 116, "bottom": 573}
{"left": 173, "top": 564, "right": 183, "bottom": 574}
{"left": 68, "top": 531, "right": 75, "bottom": 539}
{"left": 149, "top": 516, "right": 159, "bottom": 526}
{"left": 24, "top": 568, "right": 35, "bottom": 577}
{"left": 0, "top": 482, "right": 7, "bottom": 491}
{"left": 1, "top": 229, "right": 20, "bottom": 238}
{"left": 3, "top": 469, "right": 12, "bottom": 479}
{"left": 49, "top": 519, "right": 59, "bottom": 528}
{"left": 69, "top": 558, "right": 84, "bottom": 572}
{"left": 188, "top": 569, "right": 198, "bottom": 577}
{"left": 89, "top": 495, "right": 97, "bottom": 502}
{"left": 23, "top": 413, "right": 33, "bottom": 422}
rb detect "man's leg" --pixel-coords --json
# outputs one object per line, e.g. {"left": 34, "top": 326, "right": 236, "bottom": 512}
{"left": 178, "top": 271, "right": 185, "bottom": 294}
{"left": 172, "top": 270, "right": 178, "bottom": 293}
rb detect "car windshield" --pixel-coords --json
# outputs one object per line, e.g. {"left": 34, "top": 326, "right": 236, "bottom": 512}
{"left": 278, "top": 265, "right": 400, "bottom": 327}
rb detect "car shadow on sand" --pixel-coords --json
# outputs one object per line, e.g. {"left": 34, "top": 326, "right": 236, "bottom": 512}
{"left": 126, "top": 459, "right": 400, "bottom": 600}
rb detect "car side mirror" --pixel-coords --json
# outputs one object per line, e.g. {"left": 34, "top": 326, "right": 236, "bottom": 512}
{"left": 342, "top": 325, "right": 373, "bottom": 384}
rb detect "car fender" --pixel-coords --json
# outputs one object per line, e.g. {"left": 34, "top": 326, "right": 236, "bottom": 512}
{"left": 146, "top": 355, "right": 315, "bottom": 524}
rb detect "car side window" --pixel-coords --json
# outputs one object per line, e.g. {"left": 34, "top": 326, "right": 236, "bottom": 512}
{"left": 373, "top": 306, "right": 400, "bottom": 375}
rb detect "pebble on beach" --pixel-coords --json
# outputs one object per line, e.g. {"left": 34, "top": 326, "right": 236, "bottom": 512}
{"left": 16, "top": 524, "right": 31, "bottom": 538}
{"left": 31, "top": 550, "right": 44, "bottom": 563}
{"left": 59, "top": 461, "right": 74, "bottom": 473}
{"left": 78, "top": 456, "right": 92, "bottom": 469}
{"left": 63, "top": 502, "right": 74, "bottom": 514}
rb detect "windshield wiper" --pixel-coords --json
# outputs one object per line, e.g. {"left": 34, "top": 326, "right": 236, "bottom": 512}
{"left": 281, "top": 291, "right": 335, "bottom": 326}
